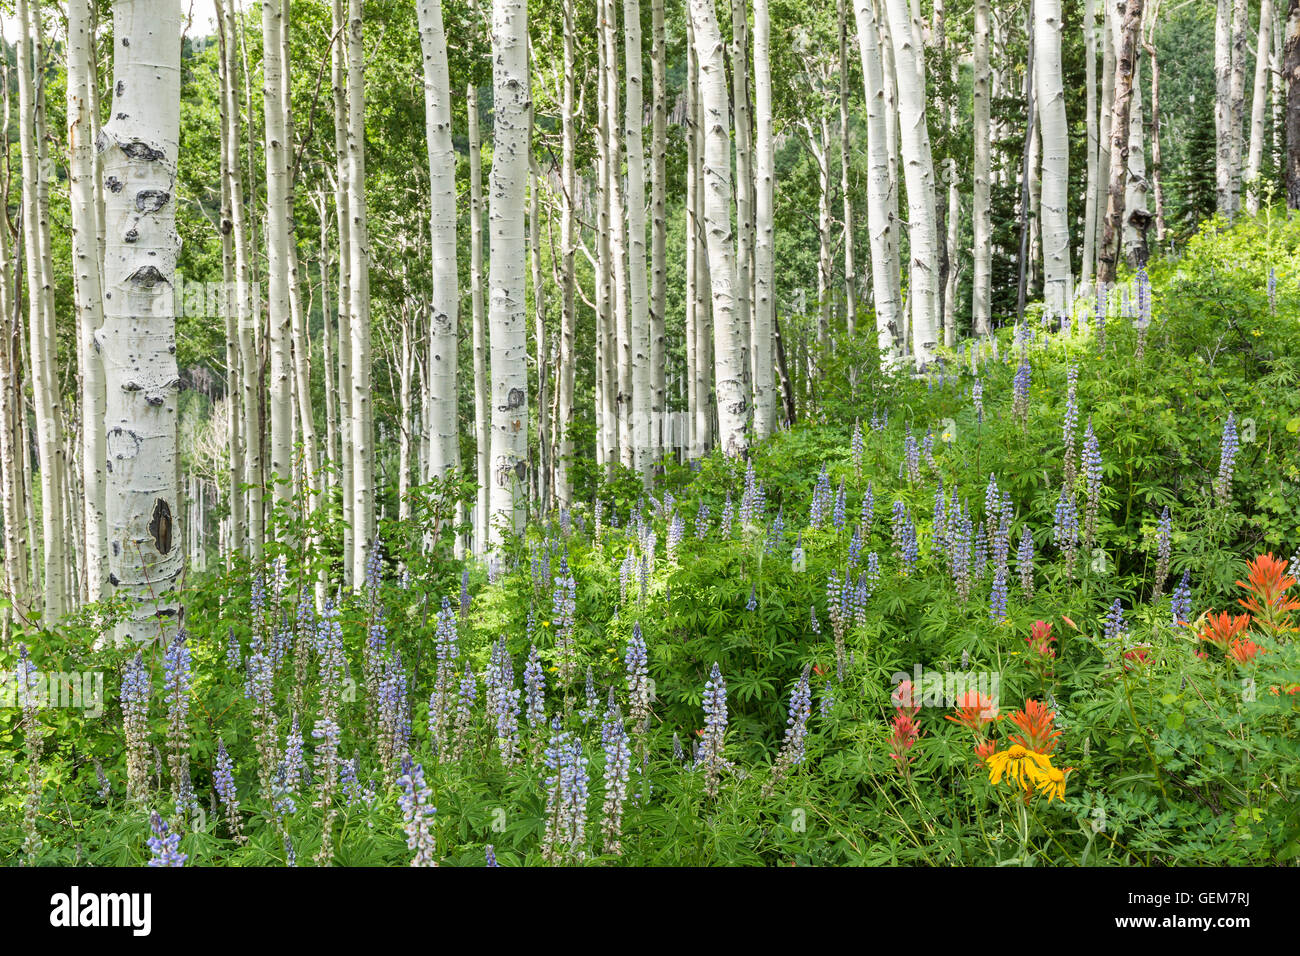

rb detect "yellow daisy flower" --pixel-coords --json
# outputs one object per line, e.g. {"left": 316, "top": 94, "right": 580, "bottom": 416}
{"left": 986, "top": 745, "right": 1052, "bottom": 791}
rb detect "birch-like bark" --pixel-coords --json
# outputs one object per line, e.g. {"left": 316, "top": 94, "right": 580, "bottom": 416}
{"left": 731, "top": 0, "right": 754, "bottom": 418}
{"left": 555, "top": 0, "right": 576, "bottom": 507}
{"left": 1288, "top": 0, "right": 1300, "bottom": 209}
{"left": 884, "top": 0, "right": 940, "bottom": 366}
{"left": 529, "top": 162, "right": 550, "bottom": 509}
{"left": 1145, "top": 7, "right": 1167, "bottom": 245}
{"left": 330, "top": 0, "right": 353, "bottom": 577}
{"left": 100, "top": 0, "right": 184, "bottom": 643}
{"left": 347, "top": 0, "right": 376, "bottom": 583}
{"left": 1082, "top": 0, "right": 1098, "bottom": 285}
{"left": 650, "top": 0, "right": 667, "bottom": 465}
{"left": 1247, "top": 0, "right": 1276, "bottom": 215}
{"left": 262, "top": 0, "right": 294, "bottom": 510}
{"left": 1123, "top": 44, "right": 1150, "bottom": 266}
{"left": 18, "top": 0, "right": 67, "bottom": 619}
{"left": 689, "top": 0, "right": 748, "bottom": 458}
{"left": 418, "top": 0, "right": 461, "bottom": 513}
{"left": 1215, "top": 0, "right": 1233, "bottom": 214}
{"left": 753, "top": 0, "right": 777, "bottom": 439}
{"left": 468, "top": 86, "right": 490, "bottom": 552}
{"left": 1099, "top": 0, "right": 1144, "bottom": 283}
{"left": 214, "top": 0, "right": 245, "bottom": 563}
{"left": 685, "top": 16, "right": 700, "bottom": 455}
{"left": 487, "top": 0, "right": 530, "bottom": 547}
{"left": 838, "top": 0, "right": 857, "bottom": 339}
{"left": 1227, "top": 0, "right": 1249, "bottom": 217}
{"left": 69, "top": 0, "right": 108, "bottom": 603}
{"left": 856, "top": 0, "right": 904, "bottom": 357}
{"left": 625, "top": 0, "right": 652, "bottom": 480}
{"left": 1096, "top": 0, "right": 1115, "bottom": 274}
{"left": 1035, "top": 0, "right": 1072, "bottom": 312}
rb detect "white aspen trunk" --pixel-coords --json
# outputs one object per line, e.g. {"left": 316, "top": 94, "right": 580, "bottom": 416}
{"left": 1082, "top": 0, "right": 1099, "bottom": 286}
{"left": 856, "top": 0, "right": 905, "bottom": 358}
{"left": 529, "top": 162, "right": 550, "bottom": 510}
{"left": 752, "top": 0, "right": 777, "bottom": 440}
{"left": 0, "top": 108, "right": 29, "bottom": 613}
{"left": 690, "top": 22, "right": 713, "bottom": 456}
{"left": 595, "top": 23, "right": 611, "bottom": 471}
{"left": 68, "top": 0, "right": 108, "bottom": 603}
{"left": 330, "top": 0, "right": 352, "bottom": 577}
{"left": 884, "top": 0, "right": 941, "bottom": 366}
{"left": 1123, "top": 51, "right": 1149, "bottom": 265}
{"left": 731, "top": 0, "right": 754, "bottom": 420}
{"left": 100, "top": 0, "right": 184, "bottom": 644}
{"left": 809, "top": 116, "right": 832, "bottom": 354}
{"left": 280, "top": 0, "right": 320, "bottom": 528}
{"left": 650, "top": 0, "right": 667, "bottom": 467}
{"left": 262, "top": 0, "right": 294, "bottom": 509}
{"left": 316, "top": 193, "right": 337, "bottom": 492}
{"left": 971, "top": 0, "right": 992, "bottom": 336}
{"left": 555, "top": 0, "right": 576, "bottom": 507}
{"left": 418, "top": 0, "right": 461, "bottom": 513}
{"left": 18, "top": 0, "right": 67, "bottom": 620}
{"left": 1035, "top": 0, "right": 1073, "bottom": 312}
{"left": 624, "top": 0, "right": 653, "bottom": 481}
{"left": 214, "top": 0, "right": 245, "bottom": 563}
{"left": 690, "top": 0, "right": 748, "bottom": 459}
{"left": 839, "top": 0, "right": 858, "bottom": 339}
{"left": 399, "top": 314, "right": 413, "bottom": 522}
{"left": 1228, "top": 0, "right": 1249, "bottom": 217}
{"left": 468, "top": 85, "right": 490, "bottom": 554}
{"left": 1096, "top": 0, "right": 1115, "bottom": 276}
{"left": 685, "top": 16, "right": 700, "bottom": 455}
{"left": 487, "top": 0, "right": 530, "bottom": 548}
{"left": 603, "top": 0, "right": 632, "bottom": 470}
{"left": 1215, "top": 0, "right": 1233, "bottom": 214}
{"left": 1098, "top": 0, "right": 1143, "bottom": 283}
{"left": 1271, "top": 8, "right": 1283, "bottom": 177}
{"left": 346, "top": 0, "right": 375, "bottom": 583}
{"left": 1247, "top": 0, "right": 1275, "bottom": 214}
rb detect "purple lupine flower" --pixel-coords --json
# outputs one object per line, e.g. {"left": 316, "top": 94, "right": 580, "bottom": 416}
{"left": 694, "top": 503, "right": 710, "bottom": 539}
{"left": 542, "top": 716, "right": 589, "bottom": 862}
{"left": 820, "top": 680, "right": 835, "bottom": 718}
{"left": 696, "top": 663, "right": 731, "bottom": 797}
{"left": 833, "top": 478, "right": 847, "bottom": 529}
{"left": 972, "top": 377, "right": 984, "bottom": 424}
{"left": 903, "top": 431, "right": 921, "bottom": 484}
{"left": 746, "top": 584, "right": 758, "bottom": 612}
{"left": 1214, "top": 412, "right": 1239, "bottom": 506}
{"left": 122, "top": 650, "right": 151, "bottom": 801}
{"left": 1012, "top": 352, "right": 1031, "bottom": 422}
{"left": 1171, "top": 571, "right": 1193, "bottom": 626}
{"left": 891, "top": 500, "right": 918, "bottom": 573}
{"left": 989, "top": 567, "right": 1009, "bottom": 623}
{"left": 225, "top": 628, "right": 241, "bottom": 671}
{"left": 851, "top": 420, "right": 864, "bottom": 467}
{"left": 524, "top": 644, "right": 547, "bottom": 729}
{"left": 720, "top": 492, "right": 735, "bottom": 537}
{"left": 1062, "top": 364, "right": 1079, "bottom": 488}
{"left": 600, "top": 705, "right": 632, "bottom": 855}
{"left": 163, "top": 631, "right": 193, "bottom": 814}
{"left": 809, "top": 466, "right": 831, "bottom": 528}
{"left": 626, "top": 622, "right": 651, "bottom": 728}
{"left": 1017, "top": 527, "right": 1035, "bottom": 598}
{"left": 774, "top": 664, "right": 813, "bottom": 777}
{"left": 397, "top": 762, "right": 437, "bottom": 867}
{"left": 377, "top": 656, "right": 410, "bottom": 773}
{"left": 1082, "top": 419, "right": 1104, "bottom": 547}
{"left": 810, "top": 605, "right": 821, "bottom": 634}
{"left": 485, "top": 845, "right": 499, "bottom": 867}
{"left": 283, "top": 711, "right": 309, "bottom": 791}
{"left": 861, "top": 481, "right": 875, "bottom": 531}
{"left": 1053, "top": 486, "right": 1080, "bottom": 573}
{"left": 848, "top": 524, "right": 862, "bottom": 567}
{"left": 146, "top": 811, "right": 186, "bottom": 867}
{"left": 1153, "top": 507, "right": 1173, "bottom": 598}
{"left": 1104, "top": 599, "right": 1128, "bottom": 645}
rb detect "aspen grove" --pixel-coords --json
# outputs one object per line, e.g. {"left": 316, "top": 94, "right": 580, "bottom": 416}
{"left": 0, "top": 0, "right": 1298, "bottom": 869}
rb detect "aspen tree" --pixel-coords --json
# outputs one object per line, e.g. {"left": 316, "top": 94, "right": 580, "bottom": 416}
{"left": 487, "top": 0, "right": 531, "bottom": 547}
{"left": 1034, "top": 0, "right": 1073, "bottom": 311}
{"left": 753, "top": 0, "right": 777, "bottom": 439}
{"left": 625, "top": 0, "right": 653, "bottom": 481}
{"left": 884, "top": 0, "right": 941, "bottom": 366}
{"left": 69, "top": 0, "right": 108, "bottom": 602}
{"left": 855, "top": 0, "right": 905, "bottom": 359}
{"left": 1247, "top": 0, "right": 1276, "bottom": 215}
{"left": 418, "top": 0, "right": 461, "bottom": 514}
{"left": 100, "top": 0, "right": 184, "bottom": 643}
{"left": 689, "top": 0, "right": 748, "bottom": 458}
